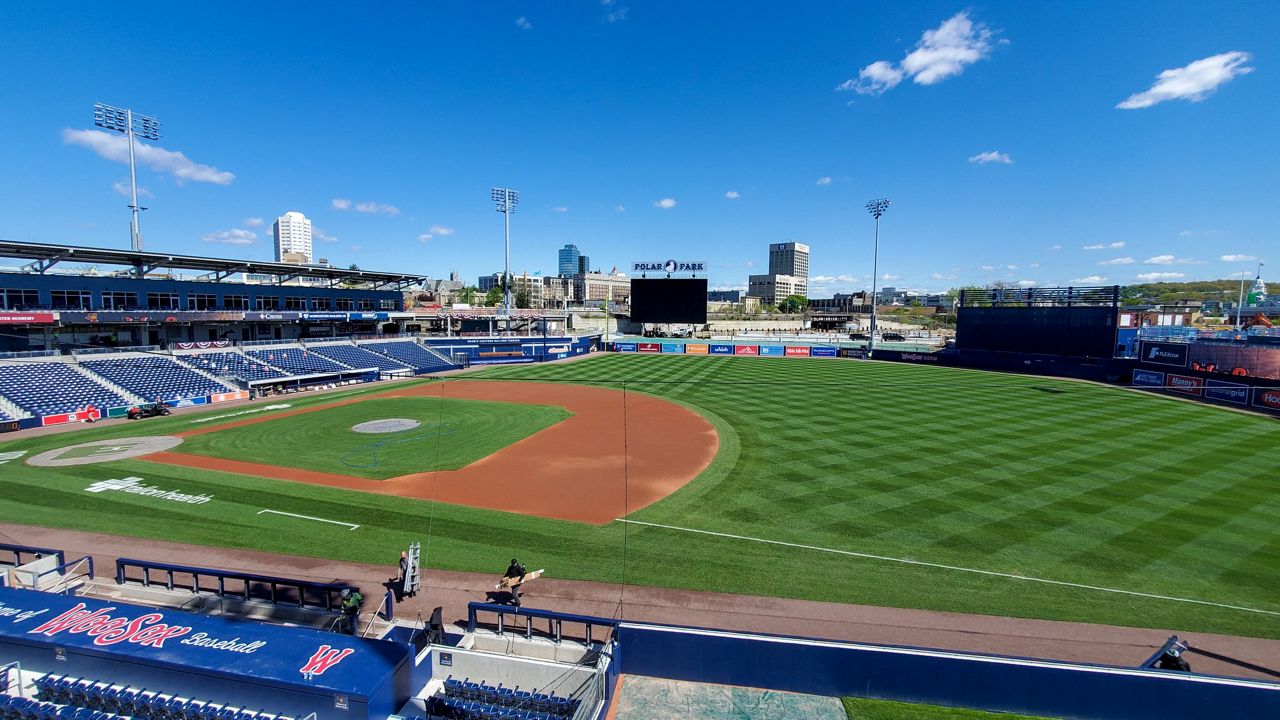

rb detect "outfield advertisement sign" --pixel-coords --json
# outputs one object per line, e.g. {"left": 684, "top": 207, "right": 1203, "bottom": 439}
{"left": 165, "top": 397, "right": 209, "bottom": 408}
{"left": 1166, "top": 374, "right": 1203, "bottom": 396}
{"left": 1204, "top": 379, "right": 1250, "bottom": 405}
{"left": 709, "top": 344, "right": 734, "bottom": 355}
{"left": 899, "top": 352, "right": 941, "bottom": 363}
{"left": 210, "top": 391, "right": 251, "bottom": 403}
{"left": 759, "top": 345, "right": 785, "bottom": 356}
{"left": 637, "top": 342, "right": 661, "bottom": 353}
{"left": 1131, "top": 369, "right": 1165, "bottom": 387}
{"left": 784, "top": 346, "right": 810, "bottom": 357}
{"left": 685, "top": 343, "right": 709, "bottom": 355}
{"left": 661, "top": 343, "right": 684, "bottom": 353}
{"left": 809, "top": 346, "right": 838, "bottom": 357}
{"left": 734, "top": 345, "right": 759, "bottom": 355}
{"left": 1253, "top": 388, "right": 1280, "bottom": 411}
{"left": 0, "top": 312, "right": 56, "bottom": 324}
{"left": 613, "top": 342, "right": 637, "bottom": 352}
{"left": 1140, "top": 340, "right": 1189, "bottom": 368}
{"left": 42, "top": 406, "right": 103, "bottom": 426}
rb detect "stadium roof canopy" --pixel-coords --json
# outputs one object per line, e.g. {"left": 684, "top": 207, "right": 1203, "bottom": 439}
{"left": 0, "top": 239, "right": 425, "bottom": 289}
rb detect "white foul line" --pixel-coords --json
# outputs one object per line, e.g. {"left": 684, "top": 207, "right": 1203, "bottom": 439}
{"left": 616, "top": 519, "right": 1280, "bottom": 618}
{"left": 258, "top": 509, "right": 359, "bottom": 531}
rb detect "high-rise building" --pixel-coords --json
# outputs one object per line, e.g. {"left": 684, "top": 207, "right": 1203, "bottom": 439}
{"left": 558, "top": 244, "right": 581, "bottom": 277}
{"left": 578, "top": 254, "right": 591, "bottom": 275}
{"left": 273, "top": 212, "right": 313, "bottom": 263}
{"left": 768, "top": 242, "right": 810, "bottom": 278}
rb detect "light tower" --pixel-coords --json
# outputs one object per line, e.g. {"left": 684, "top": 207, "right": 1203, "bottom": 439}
{"left": 865, "top": 198, "right": 891, "bottom": 355}
{"left": 491, "top": 187, "right": 520, "bottom": 331}
{"left": 93, "top": 103, "right": 160, "bottom": 252}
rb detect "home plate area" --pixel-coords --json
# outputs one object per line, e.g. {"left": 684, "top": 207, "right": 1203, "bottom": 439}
{"left": 25, "top": 436, "right": 184, "bottom": 467}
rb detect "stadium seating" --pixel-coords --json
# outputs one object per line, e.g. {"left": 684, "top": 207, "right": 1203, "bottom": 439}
{"left": 427, "top": 676, "right": 578, "bottom": 719}
{"left": 176, "top": 352, "right": 286, "bottom": 382}
{"left": 81, "top": 356, "right": 233, "bottom": 403}
{"left": 29, "top": 675, "right": 292, "bottom": 720}
{"left": 243, "top": 348, "right": 349, "bottom": 375}
{"left": 0, "top": 362, "right": 131, "bottom": 417}
{"left": 359, "top": 341, "right": 457, "bottom": 373}
{"left": 307, "top": 344, "right": 412, "bottom": 372}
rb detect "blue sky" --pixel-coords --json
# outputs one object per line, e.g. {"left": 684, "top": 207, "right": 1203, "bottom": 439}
{"left": 0, "top": 2, "right": 1275, "bottom": 296}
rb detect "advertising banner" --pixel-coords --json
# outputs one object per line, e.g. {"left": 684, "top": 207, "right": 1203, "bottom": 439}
{"left": 1204, "top": 379, "right": 1250, "bottom": 405}
{"left": 210, "top": 391, "right": 251, "bottom": 403}
{"left": 347, "top": 312, "right": 389, "bottom": 321}
{"left": 165, "top": 397, "right": 209, "bottom": 408}
{"left": 685, "top": 343, "right": 709, "bottom": 355}
{"left": 0, "top": 420, "right": 18, "bottom": 433}
{"left": 809, "top": 346, "right": 838, "bottom": 357}
{"left": 106, "top": 406, "right": 130, "bottom": 419}
{"left": 734, "top": 345, "right": 759, "bottom": 355}
{"left": 614, "top": 342, "right": 637, "bottom": 352}
{"left": 1131, "top": 369, "right": 1165, "bottom": 387}
{"left": 758, "top": 345, "right": 785, "bottom": 356}
{"left": 631, "top": 260, "right": 707, "bottom": 274}
{"left": 709, "top": 344, "right": 734, "bottom": 355}
{"left": 173, "top": 341, "right": 232, "bottom": 350}
{"left": 637, "top": 342, "right": 662, "bottom": 353}
{"left": 41, "top": 406, "right": 103, "bottom": 426}
{"left": 243, "top": 312, "right": 298, "bottom": 322}
{"left": 1166, "top": 374, "right": 1204, "bottom": 396}
{"left": 1253, "top": 388, "right": 1280, "bottom": 411}
{"left": 839, "top": 348, "right": 867, "bottom": 359}
{"left": 784, "top": 346, "right": 810, "bottom": 356}
{"left": 1188, "top": 343, "right": 1280, "bottom": 380}
{"left": 899, "top": 352, "right": 941, "bottom": 363}
{"left": 62, "top": 311, "right": 244, "bottom": 324}
{"left": 0, "top": 312, "right": 56, "bottom": 324}
{"left": 1139, "top": 340, "right": 1190, "bottom": 368}
{"left": 660, "top": 343, "right": 684, "bottom": 353}
{"left": 299, "top": 312, "right": 348, "bottom": 322}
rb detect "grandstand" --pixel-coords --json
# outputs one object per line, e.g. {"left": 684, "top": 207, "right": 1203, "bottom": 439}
{"left": 0, "top": 362, "right": 133, "bottom": 417}
{"left": 79, "top": 355, "right": 235, "bottom": 403}
{"left": 308, "top": 343, "right": 414, "bottom": 373}
{"left": 243, "top": 347, "right": 352, "bottom": 375}
{"left": 176, "top": 351, "right": 287, "bottom": 383}
{"left": 361, "top": 340, "right": 458, "bottom": 373}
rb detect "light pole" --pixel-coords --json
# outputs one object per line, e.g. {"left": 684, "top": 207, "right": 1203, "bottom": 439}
{"left": 94, "top": 103, "right": 160, "bottom": 252}
{"left": 491, "top": 187, "right": 519, "bottom": 332}
{"left": 865, "top": 198, "right": 891, "bottom": 355}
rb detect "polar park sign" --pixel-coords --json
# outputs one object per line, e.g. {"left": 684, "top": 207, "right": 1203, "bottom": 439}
{"left": 0, "top": 587, "right": 410, "bottom": 718}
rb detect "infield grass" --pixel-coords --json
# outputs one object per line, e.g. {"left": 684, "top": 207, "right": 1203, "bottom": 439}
{"left": 2, "top": 355, "right": 1278, "bottom": 639}
{"left": 177, "top": 396, "right": 571, "bottom": 479}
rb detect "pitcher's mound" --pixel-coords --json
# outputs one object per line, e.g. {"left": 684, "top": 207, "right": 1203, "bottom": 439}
{"left": 352, "top": 418, "right": 420, "bottom": 434}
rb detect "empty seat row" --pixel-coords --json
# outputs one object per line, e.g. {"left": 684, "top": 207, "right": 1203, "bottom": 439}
{"left": 440, "top": 678, "right": 576, "bottom": 717}
{"left": 0, "top": 362, "right": 130, "bottom": 417}
{"left": 243, "top": 348, "right": 349, "bottom": 375}
{"left": 81, "top": 357, "right": 233, "bottom": 403}
{"left": 0, "top": 695, "right": 123, "bottom": 720}
{"left": 423, "top": 697, "right": 563, "bottom": 720}
{"left": 176, "top": 352, "right": 286, "bottom": 382}
{"left": 359, "top": 342, "right": 457, "bottom": 373}
{"left": 32, "top": 676, "right": 291, "bottom": 720}
{"left": 308, "top": 344, "right": 412, "bottom": 372}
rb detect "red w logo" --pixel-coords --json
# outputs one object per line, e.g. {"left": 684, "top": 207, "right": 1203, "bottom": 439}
{"left": 300, "top": 645, "right": 354, "bottom": 676}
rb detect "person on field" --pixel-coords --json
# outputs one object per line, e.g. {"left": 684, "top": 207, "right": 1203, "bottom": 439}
{"left": 339, "top": 588, "right": 364, "bottom": 634}
{"left": 395, "top": 551, "right": 409, "bottom": 602}
{"left": 504, "top": 558, "right": 528, "bottom": 607}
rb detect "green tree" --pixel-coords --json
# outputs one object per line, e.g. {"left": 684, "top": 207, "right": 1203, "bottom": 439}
{"left": 515, "top": 289, "right": 531, "bottom": 309}
{"left": 777, "top": 295, "right": 809, "bottom": 314}
{"left": 483, "top": 286, "right": 503, "bottom": 306}
{"left": 457, "top": 286, "right": 477, "bottom": 305}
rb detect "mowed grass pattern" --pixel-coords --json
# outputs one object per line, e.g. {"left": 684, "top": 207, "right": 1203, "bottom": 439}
{"left": 1, "top": 357, "right": 1277, "bottom": 638}
{"left": 178, "top": 397, "right": 571, "bottom": 479}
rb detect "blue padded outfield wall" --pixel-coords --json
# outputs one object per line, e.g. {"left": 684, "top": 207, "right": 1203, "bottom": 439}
{"left": 0, "top": 587, "right": 417, "bottom": 720}
{"left": 616, "top": 623, "right": 1280, "bottom": 720}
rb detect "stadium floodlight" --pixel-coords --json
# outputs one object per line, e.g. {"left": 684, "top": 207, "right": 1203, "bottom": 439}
{"left": 94, "top": 103, "right": 161, "bottom": 252}
{"left": 491, "top": 187, "right": 520, "bottom": 330}
{"left": 865, "top": 198, "right": 891, "bottom": 355}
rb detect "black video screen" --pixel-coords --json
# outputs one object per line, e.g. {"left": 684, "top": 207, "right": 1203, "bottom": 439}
{"left": 630, "top": 278, "right": 708, "bottom": 324}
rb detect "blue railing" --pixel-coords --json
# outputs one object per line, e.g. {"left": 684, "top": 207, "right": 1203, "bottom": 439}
{"left": 0, "top": 543, "right": 64, "bottom": 569}
{"left": 466, "top": 602, "right": 617, "bottom": 645}
{"left": 115, "top": 558, "right": 356, "bottom": 612}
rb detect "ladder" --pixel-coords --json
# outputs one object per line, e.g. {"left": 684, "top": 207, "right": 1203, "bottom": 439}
{"left": 403, "top": 542, "right": 422, "bottom": 598}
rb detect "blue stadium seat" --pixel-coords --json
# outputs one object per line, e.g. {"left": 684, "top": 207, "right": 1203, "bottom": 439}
{"left": 307, "top": 344, "right": 412, "bottom": 373}
{"left": 81, "top": 356, "right": 233, "bottom": 403}
{"left": 176, "top": 351, "right": 286, "bottom": 382}
{"left": 357, "top": 342, "right": 458, "bottom": 373}
{"left": 243, "top": 348, "right": 348, "bottom": 376}
{"left": 0, "top": 362, "right": 130, "bottom": 417}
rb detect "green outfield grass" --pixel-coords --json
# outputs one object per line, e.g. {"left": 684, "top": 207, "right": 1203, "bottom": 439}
{"left": 177, "top": 396, "right": 571, "bottom": 479}
{"left": 1, "top": 355, "right": 1277, "bottom": 639}
{"left": 842, "top": 697, "right": 1054, "bottom": 719}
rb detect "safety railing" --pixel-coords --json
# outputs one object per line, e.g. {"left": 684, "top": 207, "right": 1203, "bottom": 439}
{"left": 466, "top": 602, "right": 617, "bottom": 646}
{"left": 115, "top": 558, "right": 356, "bottom": 612}
{"left": 0, "top": 543, "right": 64, "bottom": 569}
{"left": 71, "top": 345, "right": 161, "bottom": 355}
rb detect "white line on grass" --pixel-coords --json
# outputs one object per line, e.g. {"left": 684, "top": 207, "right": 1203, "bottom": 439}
{"left": 258, "top": 509, "right": 360, "bottom": 531}
{"left": 616, "top": 519, "right": 1280, "bottom": 618}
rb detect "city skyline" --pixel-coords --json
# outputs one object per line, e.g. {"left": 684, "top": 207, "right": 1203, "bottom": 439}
{"left": 0, "top": 3, "right": 1275, "bottom": 296}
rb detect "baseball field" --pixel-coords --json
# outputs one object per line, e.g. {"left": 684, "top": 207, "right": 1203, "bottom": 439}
{"left": 1, "top": 353, "right": 1277, "bottom": 640}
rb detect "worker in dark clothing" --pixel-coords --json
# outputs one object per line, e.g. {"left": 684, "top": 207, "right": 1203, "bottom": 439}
{"left": 1156, "top": 648, "right": 1191, "bottom": 672}
{"left": 504, "top": 559, "right": 527, "bottom": 607}
{"left": 339, "top": 588, "right": 364, "bottom": 635}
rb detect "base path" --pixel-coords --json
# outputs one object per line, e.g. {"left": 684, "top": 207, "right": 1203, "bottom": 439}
{"left": 5, "top": 523, "right": 1277, "bottom": 682}
{"left": 144, "top": 380, "right": 719, "bottom": 525}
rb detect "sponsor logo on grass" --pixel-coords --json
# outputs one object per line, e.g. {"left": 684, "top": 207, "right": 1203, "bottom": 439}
{"left": 29, "top": 603, "right": 192, "bottom": 648}
{"left": 0, "top": 450, "right": 26, "bottom": 464}
{"left": 84, "top": 477, "right": 213, "bottom": 504}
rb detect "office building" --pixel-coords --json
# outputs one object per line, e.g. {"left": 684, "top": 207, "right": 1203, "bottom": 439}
{"left": 748, "top": 274, "right": 806, "bottom": 305}
{"left": 768, "top": 242, "right": 810, "bottom": 278}
{"left": 575, "top": 272, "right": 630, "bottom": 305}
{"left": 578, "top": 254, "right": 591, "bottom": 275}
{"left": 272, "top": 211, "right": 313, "bottom": 263}
{"left": 558, "top": 244, "right": 581, "bottom": 277}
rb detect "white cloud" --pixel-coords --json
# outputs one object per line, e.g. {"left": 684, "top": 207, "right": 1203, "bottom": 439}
{"left": 601, "top": 0, "right": 628, "bottom": 23}
{"left": 1029, "top": 262, "right": 1040, "bottom": 268}
{"left": 200, "top": 228, "right": 256, "bottom": 246}
{"left": 653, "top": 197, "right": 677, "bottom": 209}
{"left": 1098, "top": 256, "right": 1135, "bottom": 266}
{"left": 314, "top": 228, "right": 339, "bottom": 243}
{"left": 812, "top": 274, "right": 858, "bottom": 283}
{"left": 1050, "top": 244, "right": 1062, "bottom": 251}
{"left": 745, "top": 260, "right": 755, "bottom": 268}
{"left": 1178, "top": 229, "right": 1194, "bottom": 237}
{"left": 725, "top": 190, "right": 740, "bottom": 199}
{"left": 840, "top": 12, "right": 993, "bottom": 95}
{"left": 1117, "top": 51, "right": 1253, "bottom": 110}
{"left": 1220, "top": 254, "right": 1258, "bottom": 262}
{"left": 1144, "top": 254, "right": 1200, "bottom": 265}
{"left": 615, "top": 205, "right": 626, "bottom": 213}
{"left": 417, "top": 233, "right": 433, "bottom": 243}
{"left": 515, "top": 16, "right": 532, "bottom": 30}
{"left": 429, "top": 225, "right": 454, "bottom": 236}
{"left": 244, "top": 217, "right": 264, "bottom": 227}
{"left": 333, "top": 198, "right": 399, "bottom": 215}
{"left": 980, "top": 264, "right": 996, "bottom": 271}
{"left": 815, "top": 176, "right": 832, "bottom": 186}
{"left": 112, "top": 180, "right": 154, "bottom": 199}
{"left": 968, "top": 150, "right": 1012, "bottom": 165}
{"left": 881, "top": 273, "right": 901, "bottom": 281}
{"left": 1074, "top": 275, "right": 1107, "bottom": 283}
{"left": 63, "top": 128, "right": 234, "bottom": 185}
{"left": 930, "top": 272, "right": 958, "bottom": 280}
{"left": 1006, "top": 264, "right": 1019, "bottom": 270}
{"left": 553, "top": 206, "right": 569, "bottom": 213}
{"left": 1016, "top": 279, "right": 1037, "bottom": 287}
{"left": 1136, "top": 272, "right": 1186, "bottom": 281}
{"left": 350, "top": 244, "right": 363, "bottom": 253}
{"left": 1083, "top": 241, "right": 1126, "bottom": 250}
